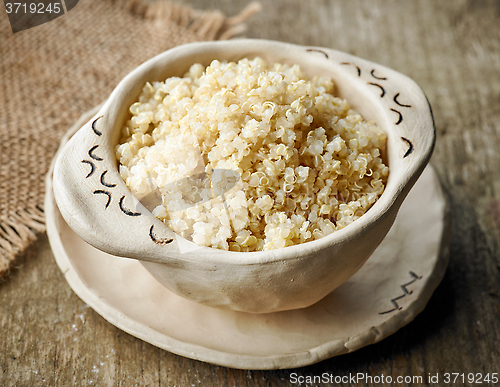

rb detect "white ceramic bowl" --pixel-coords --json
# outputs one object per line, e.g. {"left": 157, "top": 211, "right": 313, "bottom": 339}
{"left": 53, "top": 39, "right": 435, "bottom": 313}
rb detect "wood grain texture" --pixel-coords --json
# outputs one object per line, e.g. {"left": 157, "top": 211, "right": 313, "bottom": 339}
{"left": 1, "top": 0, "right": 500, "bottom": 385}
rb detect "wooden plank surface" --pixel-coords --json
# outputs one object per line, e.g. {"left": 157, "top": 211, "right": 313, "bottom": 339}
{"left": 1, "top": 0, "right": 500, "bottom": 385}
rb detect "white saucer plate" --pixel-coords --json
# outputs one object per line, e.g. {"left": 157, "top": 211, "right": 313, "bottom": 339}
{"left": 46, "top": 110, "right": 449, "bottom": 370}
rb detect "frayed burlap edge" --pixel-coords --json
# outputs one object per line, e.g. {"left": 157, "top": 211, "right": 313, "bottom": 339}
{"left": 0, "top": 207, "right": 46, "bottom": 276}
{"left": 0, "top": 0, "right": 261, "bottom": 278}
{"left": 128, "top": 0, "right": 262, "bottom": 40}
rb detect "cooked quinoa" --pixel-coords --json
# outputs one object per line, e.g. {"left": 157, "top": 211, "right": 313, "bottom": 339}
{"left": 115, "top": 57, "right": 388, "bottom": 251}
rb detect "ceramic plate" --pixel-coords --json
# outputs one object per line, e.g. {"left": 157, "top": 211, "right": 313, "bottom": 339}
{"left": 45, "top": 108, "right": 449, "bottom": 370}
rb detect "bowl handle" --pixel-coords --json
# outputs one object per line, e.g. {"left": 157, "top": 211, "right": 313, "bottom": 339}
{"left": 52, "top": 112, "right": 194, "bottom": 264}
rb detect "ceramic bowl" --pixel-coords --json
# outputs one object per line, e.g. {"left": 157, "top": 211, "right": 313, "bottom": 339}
{"left": 52, "top": 39, "right": 435, "bottom": 314}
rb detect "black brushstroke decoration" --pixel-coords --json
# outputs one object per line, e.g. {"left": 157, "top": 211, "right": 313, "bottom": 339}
{"left": 306, "top": 48, "right": 329, "bottom": 58}
{"left": 93, "top": 190, "right": 112, "bottom": 209}
{"left": 401, "top": 137, "right": 414, "bottom": 158}
{"left": 149, "top": 225, "right": 174, "bottom": 245}
{"left": 88, "top": 145, "right": 103, "bottom": 161}
{"left": 379, "top": 271, "right": 422, "bottom": 314}
{"left": 100, "top": 171, "right": 116, "bottom": 188}
{"left": 81, "top": 160, "right": 96, "bottom": 178}
{"left": 394, "top": 92, "right": 412, "bottom": 108}
{"left": 370, "top": 69, "right": 387, "bottom": 80}
{"left": 119, "top": 196, "right": 141, "bottom": 216}
{"left": 340, "top": 62, "right": 361, "bottom": 77}
{"left": 390, "top": 108, "right": 403, "bottom": 125}
{"left": 368, "top": 82, "right": 386, "bottom": 97}
{"left": 92, "top": 116, "right": 103, "bottom": 136}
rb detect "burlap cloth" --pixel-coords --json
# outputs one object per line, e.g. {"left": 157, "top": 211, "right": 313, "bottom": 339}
{"left": 0, "top": 0, "right": 261, "bottom": 275}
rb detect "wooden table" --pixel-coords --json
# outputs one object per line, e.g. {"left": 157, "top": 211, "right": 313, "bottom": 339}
{"left": 1, "top": 0, "right": 500, "bottom": 385}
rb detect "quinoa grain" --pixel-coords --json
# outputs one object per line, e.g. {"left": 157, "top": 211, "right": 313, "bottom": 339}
{"left": 116, "top": 58, "right": 388, "bottom": 251}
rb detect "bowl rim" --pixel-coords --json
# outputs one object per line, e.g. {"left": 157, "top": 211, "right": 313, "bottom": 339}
{"left": 55, "top": 39, "right": 436, "bottom": 266}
